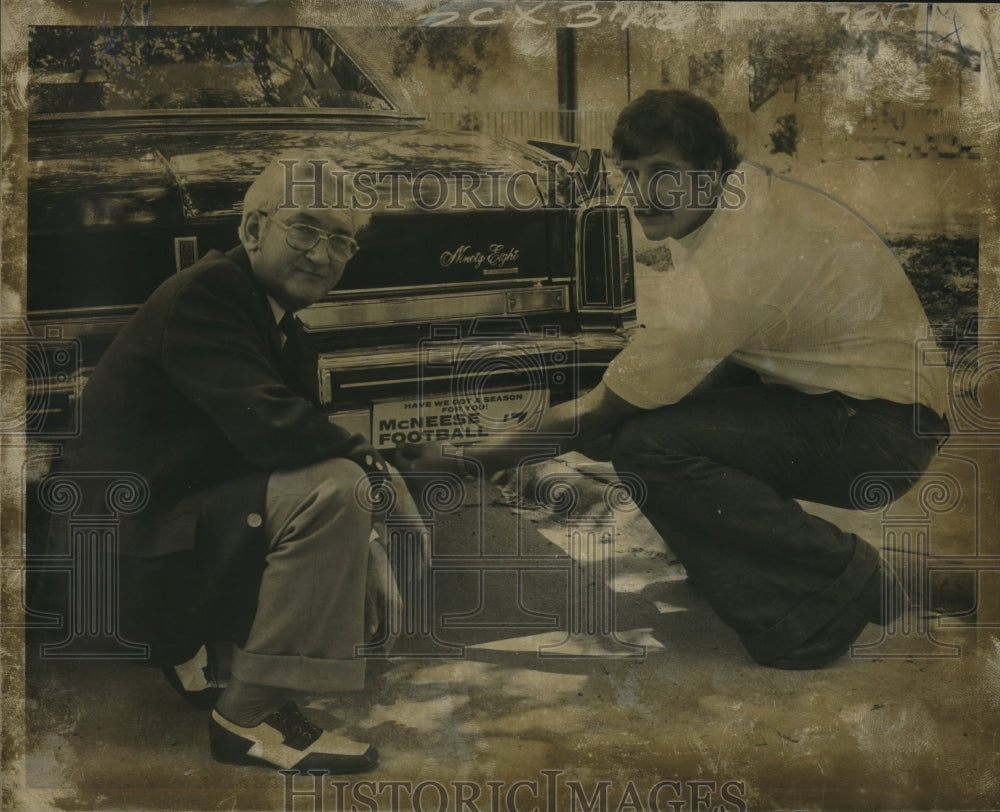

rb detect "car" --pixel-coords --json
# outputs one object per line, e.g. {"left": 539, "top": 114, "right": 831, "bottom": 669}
{"left": 26, "top": 24, "right": 635, "bottom": 453}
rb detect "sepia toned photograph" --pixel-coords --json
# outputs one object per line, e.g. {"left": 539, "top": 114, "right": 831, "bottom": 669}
{"left": 2, "top": 2, "right": 998, "bottom": 809}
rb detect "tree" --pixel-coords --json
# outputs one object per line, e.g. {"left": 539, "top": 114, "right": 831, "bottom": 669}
{"left": 748, "top": 24, "right": 848, "bottom": 112}
{"left": 391, "top": 28, "right": 501, "bottom": 93}
{"left": 769, "top": 113, "right": 799, "bottom": 156}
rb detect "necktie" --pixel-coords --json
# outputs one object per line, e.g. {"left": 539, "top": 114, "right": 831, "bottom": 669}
{"left": 278, "top": 312, "right": 297, "bottom": 348}
{"left": 277, "top": 312, "right": 318, "bottom": 402}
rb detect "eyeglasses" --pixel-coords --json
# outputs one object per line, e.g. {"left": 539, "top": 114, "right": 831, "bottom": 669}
{"left": 261, "top": 213, "right": 360, "bottom": 262}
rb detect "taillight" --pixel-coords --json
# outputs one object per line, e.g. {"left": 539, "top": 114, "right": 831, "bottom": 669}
{"left": 616, "top": 207, "right": 635, "bottom": 306}
{"left": 577, "top": 206, "right": 635, "bottom": 324}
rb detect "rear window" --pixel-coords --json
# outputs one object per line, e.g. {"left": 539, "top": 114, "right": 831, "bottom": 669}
{"left": 29, "top": 25, "right": 391, "bottom": 114}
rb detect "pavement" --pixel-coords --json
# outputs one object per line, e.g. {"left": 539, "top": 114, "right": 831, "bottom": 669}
{"left": 12, "top": 450, "right": 1000, "bottom": 811}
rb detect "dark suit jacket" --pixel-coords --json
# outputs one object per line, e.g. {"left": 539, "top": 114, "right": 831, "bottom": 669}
{"left": 57, "top": 245, "right": 373, "bottom": 560}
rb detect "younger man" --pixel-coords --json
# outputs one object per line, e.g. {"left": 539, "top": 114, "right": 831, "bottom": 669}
{"left": 398, "top": 90, "right": 948, "bottom": 669}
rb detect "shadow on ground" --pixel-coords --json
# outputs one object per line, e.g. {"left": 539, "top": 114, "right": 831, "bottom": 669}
{"left": 15, "top": 455, "right": 1000, "bottom": 811}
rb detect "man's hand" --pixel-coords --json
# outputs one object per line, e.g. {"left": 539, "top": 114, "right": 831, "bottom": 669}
{"left": 393, "top": 384, "right": 641, "bottom": 478}
{"left": 385, "top": 466, "right": 432, "bottom": 576}
{"left": 365, "top": 526, "right": 401, "bottom": 652}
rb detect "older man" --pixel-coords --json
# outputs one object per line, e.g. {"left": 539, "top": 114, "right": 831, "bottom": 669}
{"left": 399, "top": 90, "right": 949, "bottom": 671}
{"left": 54, "top": 156, "right": 412, "bottom": 772}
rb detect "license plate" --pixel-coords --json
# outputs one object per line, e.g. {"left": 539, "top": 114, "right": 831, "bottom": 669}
{"left": 371, "top": 389, "right": 548, "bottom": 448}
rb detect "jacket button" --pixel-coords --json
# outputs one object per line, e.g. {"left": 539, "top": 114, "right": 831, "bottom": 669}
{"left": 246, "top": 512, "right": 263, "bottom": 528}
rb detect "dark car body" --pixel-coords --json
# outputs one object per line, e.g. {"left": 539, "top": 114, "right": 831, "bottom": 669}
{"left": 26, "top": 25, "right": 635, "bottom": 448}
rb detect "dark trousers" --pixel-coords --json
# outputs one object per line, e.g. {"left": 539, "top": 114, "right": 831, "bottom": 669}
{"left": 609, "top": 377, "right": 947, "bottom": 664}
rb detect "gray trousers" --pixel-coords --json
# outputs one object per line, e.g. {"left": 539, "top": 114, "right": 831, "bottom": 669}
{"left": 230, "top": 457, "right": 372, "bottom": 693}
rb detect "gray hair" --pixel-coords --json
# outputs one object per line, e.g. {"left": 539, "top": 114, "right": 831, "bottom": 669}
{"left": 238, "top": 155, "right": 372, "bottom": 243}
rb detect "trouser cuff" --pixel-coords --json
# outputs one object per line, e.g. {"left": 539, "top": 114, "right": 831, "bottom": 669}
{"left": 741, "top": 535, "right": 881, "bottom": 664}
{"left": 231, "top": 646, "right": 366, "bottom": 693}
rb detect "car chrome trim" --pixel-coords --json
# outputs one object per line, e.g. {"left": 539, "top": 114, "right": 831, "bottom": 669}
{"left": 323, "top": 277, "right": 552, "bottom": 298}
{"left": 28, "top": 110, "right": 424, "bottom": 134}
{"left": 316, "top": 334, "right": 623, "bottom": 373}
{"left": 28, "top": 309, "right": 135, "bottom": 338}
{"left": 299, "top": 286, "right": 570, "bottom": 331}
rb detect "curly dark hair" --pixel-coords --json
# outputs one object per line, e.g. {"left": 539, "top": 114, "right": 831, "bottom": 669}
{"left": 611, "top": 90, "right": 742, "bottom": 172}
